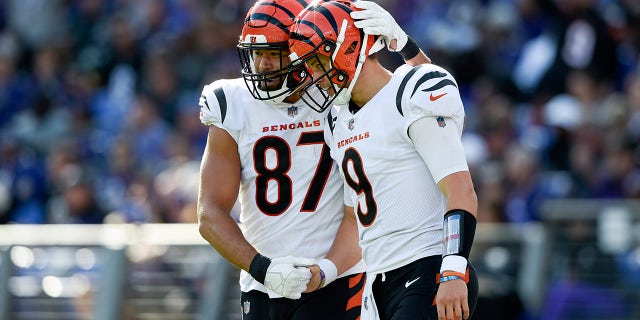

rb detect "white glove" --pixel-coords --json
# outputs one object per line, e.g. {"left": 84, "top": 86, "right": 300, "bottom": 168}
{"left": 350, "top": 1, "right": 408, "bottom": 54}
{"left": 264, "top": 256, "right": 316, "bottom": 299}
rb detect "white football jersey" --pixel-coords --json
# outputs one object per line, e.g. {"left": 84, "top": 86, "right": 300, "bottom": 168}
{"left": 200, "top": 78, "right": 364, "bottom": 294}
{"left": 325, "top": 64, "right": 467, "bottom": 274}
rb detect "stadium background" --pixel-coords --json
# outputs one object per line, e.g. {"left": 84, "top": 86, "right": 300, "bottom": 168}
{"left": 0, "top": 0, "right": 639, "bottom": 319}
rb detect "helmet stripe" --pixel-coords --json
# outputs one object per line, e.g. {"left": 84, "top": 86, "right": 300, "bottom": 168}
{"left": 314, "top": 5, "right": 339, "bottom": 35}
{"left": 294, "top": 0, "right": 310, "bottom": 9}
{"left": 315, "top": 1, "right": 354, "bottom": 35}
{"left": 290, "top": 1, "right": 353, "bottom": 48}
{"left": 297, "top": 19, "right": 327, "bottom": 43}
{"left": 254, "top": 1, "right": 305, "bottom": 20}
{"left": 249, "top": 13, "right": 292, "bottom": 35}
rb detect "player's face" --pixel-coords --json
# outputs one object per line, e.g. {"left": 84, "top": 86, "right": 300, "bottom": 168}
{"left": 306, "top": 54, "right": 336, "bottom": 96}
{"left": 252, "top": 48, "right": 291, "bottom": 90}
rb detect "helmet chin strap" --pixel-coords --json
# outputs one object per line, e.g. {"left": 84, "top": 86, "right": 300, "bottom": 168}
{"left": 332, "top": 20, "right": 369, "bottom": 107}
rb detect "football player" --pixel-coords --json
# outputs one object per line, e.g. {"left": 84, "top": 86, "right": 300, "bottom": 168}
{"left": 196, "top": 1, "right": 430, "bottom": 319}
{"left": 288, "top": 1, "right": 479, "bottom": 320}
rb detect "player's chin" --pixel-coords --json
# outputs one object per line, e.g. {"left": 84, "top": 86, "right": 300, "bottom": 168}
{"left": 327, "top": 86, "right": 336, "bottom": 97}
{"left": 314, "top": 79, "right": 332, "bottom": 93}
{"left": 258, "top": 80, "right": 284, "bottom": 91}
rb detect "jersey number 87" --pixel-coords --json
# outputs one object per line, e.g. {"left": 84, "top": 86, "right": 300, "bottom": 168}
{"left": 253, "top": 131, "right": 333, "bottom": 216}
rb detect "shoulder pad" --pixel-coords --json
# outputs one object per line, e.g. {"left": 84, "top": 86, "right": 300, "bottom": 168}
{"left": 199, "top": 80, "right": 228, "bottom": 127}
{"left": 199, "top": 78, "right": 249, "bottom": 129}
{"left": 395, "top": 64, "right": 463, "bottom": 120}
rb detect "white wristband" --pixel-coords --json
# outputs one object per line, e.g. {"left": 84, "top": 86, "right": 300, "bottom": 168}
{"left": 440, "top": 255, "right": 467, "bottom": 274}
{"left": 317, "top": 258, "right": 338, "bottom": 288}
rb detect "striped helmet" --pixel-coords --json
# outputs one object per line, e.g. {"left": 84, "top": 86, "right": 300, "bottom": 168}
{"left": 237, "top": 0, "right": 311, "bottom": 104}
{"left": 288, "top": 0, "right": 375, "bottom": 112}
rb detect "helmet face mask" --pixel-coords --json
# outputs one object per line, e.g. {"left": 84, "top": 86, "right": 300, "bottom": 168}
{"left": 237, "top": 0, "right": 310, "bottom": 104}
{"left": 288, "top": 39, "right": 350, "bottom": 112}
{"left": 288, "top": 0, "right": 375, "bottom": 111}
{"left": 238, "top": 43, "right": 292, "bottom": 101}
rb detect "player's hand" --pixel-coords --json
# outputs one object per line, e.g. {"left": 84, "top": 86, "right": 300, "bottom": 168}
{"left": 304, "top": 264, "right": 322, "bottom": 293}
{"left": 303, "top": 258, "right": 339, "bottom": 293}
{"left": 264, "top": 256, "right": 316, "bottom": 299}
{"left": 435, "top": 279, "right": 470, "bottom": 320}
{"left": 350, "top": 1, "right": 408, "bottom": 53}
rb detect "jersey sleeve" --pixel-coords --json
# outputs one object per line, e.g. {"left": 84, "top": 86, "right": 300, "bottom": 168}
{"left": 199, "top": 80, "right": 244, "bottom": 142}
{"left": 396, "top": 64, "right": 466, "bottom": 134}
{"left": 199, "top": 81, "right": 227, "bottom": 128}
{"left": 409, "top": 116, "right": 469, "bottom": 183}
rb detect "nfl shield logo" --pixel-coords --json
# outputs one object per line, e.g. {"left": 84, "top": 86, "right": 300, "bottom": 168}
{"left": 288, "top": 106, "right": 298, "bottom": 117}
{"left": 243, "top": 301, "right": 250, "bottom": 314}
{"left": 348, "top": 118, "right": 355, "bottom": 130}
{"left": 436, "top": 116, "right": 446, "bottom": 128}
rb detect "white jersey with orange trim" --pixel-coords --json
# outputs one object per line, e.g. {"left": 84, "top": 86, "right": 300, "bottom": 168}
{"left": 199, "top": 78, "right": 364, "bottom": 295}
{"left": 324, "top": 63, "right": 467, "bottom": 274}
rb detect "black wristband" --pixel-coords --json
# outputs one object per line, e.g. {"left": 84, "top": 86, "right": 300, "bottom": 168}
{"left": 399, "top": 36, "right": 421, "bottom": 61}
{"left": 248, "top": 253, "right": 271, "bottom": 284}
{"left": 443, "top": 209, "right": 477, "bottom": 259}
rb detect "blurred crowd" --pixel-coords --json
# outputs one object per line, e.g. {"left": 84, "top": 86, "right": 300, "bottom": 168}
{"left": 0, "top": 0, "right": 638, "bottom": 226}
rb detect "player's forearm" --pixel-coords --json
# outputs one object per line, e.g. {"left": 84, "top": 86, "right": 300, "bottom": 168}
{"left": 442, "top": 171, "right": 478, "bottom": 216}
{"left": 198, "top": 206, "right": 256, "bottom": 272}
{"left": 198, "top": 127, "right": 254, "bottom": 270}
{"left": 399, "top": 36, "right": 431, "bottom": 66}
{"left": 405, "top": 49, "right": 431, "bottom": 66}
{"left": 325, "top": 206, "right": 362, "bottom": 275}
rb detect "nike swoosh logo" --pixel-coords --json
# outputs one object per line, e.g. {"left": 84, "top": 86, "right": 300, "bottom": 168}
{"left": 405, "top": 277, "right": 420, "bottom": 288}
{"left": 430, "top": 92, "right": 447, "bottom": 101}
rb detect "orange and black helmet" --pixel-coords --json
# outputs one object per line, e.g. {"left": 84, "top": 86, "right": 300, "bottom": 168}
{"left": 288, "top": 0, "right": 376, "bottom": 111}
{"left": 237, "top": 0, "right": 312, "bottom": 104}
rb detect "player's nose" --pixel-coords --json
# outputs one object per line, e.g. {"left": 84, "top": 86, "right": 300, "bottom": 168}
{"left": 258, "top": 56, "right": 276, "bottom": 72}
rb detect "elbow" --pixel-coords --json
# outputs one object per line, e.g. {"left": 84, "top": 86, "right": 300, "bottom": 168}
{"left": 463, "top": 180, "right": 479, "bottom": 215}
{"left": 197, "top": 207, "right": 213, "bottom": 240}
{"left": 464, "top": 183, "right": 479, "bottom": 217}
{"left": 197, "top": 205, "right": 230, "bottom": 242}
{"left": 197, "top": 214, "right": 208, "bottom": 240}
{"left": 470, "top": 190, "right": 479, "bottom": 215}
{"left": 197, "top": 218, "right": 207, "bottom": 239}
